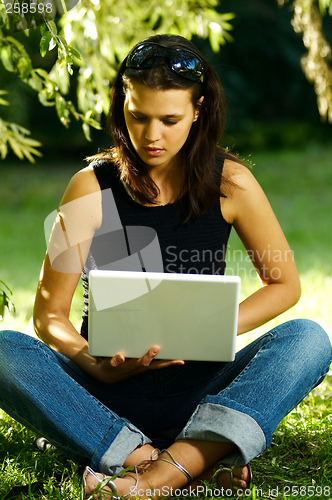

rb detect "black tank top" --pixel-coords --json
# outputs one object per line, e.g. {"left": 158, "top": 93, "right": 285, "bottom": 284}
{"left": 80, "top": 157, "right": 232, "bottom": 340}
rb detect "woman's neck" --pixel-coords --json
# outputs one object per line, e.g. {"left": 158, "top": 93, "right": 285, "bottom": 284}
{"left": 146, "top": 160, "right": 185, "bottom": 206}
{"left": 150, "top": 154, "right": 186, "bottom": 203}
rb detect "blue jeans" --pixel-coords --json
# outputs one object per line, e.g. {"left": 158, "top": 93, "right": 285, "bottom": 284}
{"left": 0, "top": 319, "right": 330, "bottom": 475}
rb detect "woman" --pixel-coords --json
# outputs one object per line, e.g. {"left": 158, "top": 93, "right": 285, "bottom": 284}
{"left": 0, "top": 34, "right": 330, "bottom": 499}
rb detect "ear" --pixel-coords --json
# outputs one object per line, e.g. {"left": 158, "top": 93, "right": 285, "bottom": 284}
{"left": 193, "top": 96, "right": 204, "bottom": 122}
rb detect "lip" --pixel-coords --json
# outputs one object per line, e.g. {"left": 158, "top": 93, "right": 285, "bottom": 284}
{"left": 143, "top": 147, "right": 165, "bottom": 157}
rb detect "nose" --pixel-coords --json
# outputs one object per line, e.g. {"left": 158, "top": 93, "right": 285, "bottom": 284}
{"left": 144, "top": 120, "right": 162, "bottom": 143}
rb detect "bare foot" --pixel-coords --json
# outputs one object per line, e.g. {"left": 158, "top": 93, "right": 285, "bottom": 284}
{"left": 83, "top": 457, "right": 251, "bottom": 499}
{"left": 185, "top": 463, "right": 252, "bottom": 495}
{"left": 83, "top": 461, "right": 159, "bottom": 499}
{"left": 214, "top": 463, "right": 251, "bottom": 490}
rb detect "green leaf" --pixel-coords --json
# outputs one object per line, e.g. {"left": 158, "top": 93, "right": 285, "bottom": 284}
{"left": 67, "top": 101, "right": 80, "bottom": 120}
{"left": 0, "top": 293, "right": 5, "bottom": 320}
{"left": 40, "top": 32, "right": 53, "bottom": 57}
{"left": 1, "top": 46, "right": 16, "bottom": 72}
{"left": 9, "top": 122, "right": 31, "bottom": 135}
{"left": 0, "top": 4, "right": 8, "bottom": 29}
{"left": 0, "top": 285, "right": 15, "bottom": 318}
{"left": 19, "top": 136, "right": 42, "bottom": 147}
{"left": 0, "top": 91, "right": 9, "bottom": 106}
{"left": 7, "top": 136, "right": 24, "bottom": 159}
{"left": 40, "top": 23, "right": 47, "bottom": 36}
{"left": 35, "top": 68, "right": 49, "bottom": 79}
{"left": 38, "top": 88, "right": 55, "bottom": 107}
{"left": 0, "top": 142, "right": 8, "bottom": 160}
{"left": 55, "top": 92, "right": 70, "bottom": 126}
{"left": 46, "top": 20, "right": 58, "bottom": 36}
{"left": 17, "top": 57, "right": 32, "bottom": 80}
{"left": 0, "top": 280, "right": 12, "bottom": 296}
{"left": 82, "top": 122, "right": 91, "bottom": 141}
{"left": 6, "top": 36, "right": 26, "bottom": 55}
{"left": 28, "top": 73, "right": 43, "bottom": 92}
{"left": 68, "top": 46, "right": 81, "bottom": 60}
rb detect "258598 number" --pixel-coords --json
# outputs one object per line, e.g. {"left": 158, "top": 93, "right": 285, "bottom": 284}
{"left": 284, "top": 485, "right": 331, "bottom": 497}
{"left": 5, "top": 2, "right": 53, "bottom": 14}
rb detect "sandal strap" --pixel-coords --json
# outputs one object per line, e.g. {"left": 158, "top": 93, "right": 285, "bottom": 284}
{"left": 210, "top": 463, "right": 253, "bottom": 490}
{"left": 82, "top": 466, "right": 134, "bottom": 500}
{"left": 158, "top": 449, "right": 193, "bottom": 483}
{"left": 135, "top": 448, "right": 160, "bottom": 471}
{"left": 210, "top": 464, "right": 235, "bottom": 489}
{"left": 82, "top": 450, "right": 160, "bottom": 500}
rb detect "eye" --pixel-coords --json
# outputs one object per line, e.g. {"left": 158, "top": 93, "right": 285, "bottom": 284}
{"left": 163, "top": 120, "right": 178, "bottom": 126}
{"left": 130, "top": 113, "right": 146, "bottom": 122}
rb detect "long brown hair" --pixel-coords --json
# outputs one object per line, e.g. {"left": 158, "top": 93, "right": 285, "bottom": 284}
{"left": 89, "top": 34, "right": 239, "bottom": 219}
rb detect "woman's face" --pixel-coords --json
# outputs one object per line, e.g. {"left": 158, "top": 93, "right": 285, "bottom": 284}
{"left": 123, "top": 81, "right": 200, "bottom": 173}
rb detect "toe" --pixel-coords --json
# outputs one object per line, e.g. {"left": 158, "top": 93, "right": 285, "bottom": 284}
{"left": 84, "top": 470, "right": 104, "bottom": 495}
{"left": 217, "top": 464, "right": 251, "bottom": 490}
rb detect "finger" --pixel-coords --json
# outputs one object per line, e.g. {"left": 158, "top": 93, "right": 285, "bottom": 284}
{"left": 141, "top": 346, "right": 160, "bottom": 367}
{"left": 150, "top": 359, "right": 185, "bottom": 370}
{"left": 110, "top": 354, "right": 125, "bottom": 367}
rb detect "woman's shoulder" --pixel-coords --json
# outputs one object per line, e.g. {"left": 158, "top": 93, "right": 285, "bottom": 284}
{"left": 61, "top": 155, "right": 117, "bottom": 204}
{"left": 222, "top": 158, "right": 258, "bottom": 191}
{"left": 220, "top": 159, "right": 266, "bottom": 224}
{"left": 60, "top": 166, "right": 100, "bottom": 206}
{"left": 57, "top": 166, "right": 103, "bottom": 232}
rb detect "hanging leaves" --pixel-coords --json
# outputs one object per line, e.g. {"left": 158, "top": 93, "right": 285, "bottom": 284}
{"left": 0, "top": 0, "right": 236, "bottom": 161}
{"left": 291, "top": 0, "right": 332, "bottom": 122}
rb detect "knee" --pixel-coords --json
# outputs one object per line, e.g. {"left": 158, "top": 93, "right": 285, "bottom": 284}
{"left": 0, "top": 330, "right": 35, "bottom": 365}
{"left": 291, "top": 318, "right": 330, "bottom": 346}
{"left": 0, "top": 329, "right": 17, "bottom": 349}
{"left": 284, "top": 318, "right": 331, "bottom": 370}
{"left": 0, "top": 330, "right": 19, "bottom": 361}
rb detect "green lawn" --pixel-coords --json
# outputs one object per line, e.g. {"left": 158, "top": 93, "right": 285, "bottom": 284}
{"left": 0, "top": 144, "right": 331, "bottom": 499}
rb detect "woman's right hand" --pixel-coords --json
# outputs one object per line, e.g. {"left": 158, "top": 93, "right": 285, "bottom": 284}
{"left": 91, "top": 347, "right": 185, "bottom": 384}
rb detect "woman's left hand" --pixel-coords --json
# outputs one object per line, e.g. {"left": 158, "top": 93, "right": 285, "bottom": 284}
{"left": 90, "top": 347, "right": 185, "bottom": 383}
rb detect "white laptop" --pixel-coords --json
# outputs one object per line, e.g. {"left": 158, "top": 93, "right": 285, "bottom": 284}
{"left": 88, "top": 270, "right": 240, "bottom": 362}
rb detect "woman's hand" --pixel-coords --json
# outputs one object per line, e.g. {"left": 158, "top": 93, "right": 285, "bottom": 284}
{"left": 91, "top": 347, "right": 185, "bottom": 384}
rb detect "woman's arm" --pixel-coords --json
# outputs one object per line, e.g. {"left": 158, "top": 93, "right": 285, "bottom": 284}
{"left": 34, "top": 167, "right": 103, "bottom": 369}
{"left": 34, "top": 167, "right": 183, "bottom": 383}
{"left": 221, "top": 160, "right": 301, "bottom": 335}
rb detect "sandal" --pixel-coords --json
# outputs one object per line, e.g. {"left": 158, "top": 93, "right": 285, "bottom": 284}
{"left": 81, "top": 449, "right": 160, "bottom": 500}
{"left": 158, "top": 449, "right": 193, "bottom": 483}
{"left": 210, "top": 462, "right": 253, "bottom": 492}
{"left": 33, "top": 437, "right": 57, "bottom": 453}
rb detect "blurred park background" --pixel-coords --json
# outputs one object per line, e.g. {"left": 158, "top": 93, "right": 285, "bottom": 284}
{"left": 0, "top": 0, "right": 332, "bottom": 349}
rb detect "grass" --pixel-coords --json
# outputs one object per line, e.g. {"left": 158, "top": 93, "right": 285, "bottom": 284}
{"left": 0, "top": 144, "right": 332, "bottom": 499}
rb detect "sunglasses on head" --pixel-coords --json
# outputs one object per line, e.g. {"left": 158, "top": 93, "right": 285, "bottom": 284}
{"left": 126, "top": 42, "right": 205, "bottom": 83}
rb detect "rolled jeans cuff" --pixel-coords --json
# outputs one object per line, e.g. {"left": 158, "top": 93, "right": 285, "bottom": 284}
{"left": 176, "top": 402, "right": 266, "bottom": 466}
{"left": 92, "top": 419, "right": 152, "bottom": 475}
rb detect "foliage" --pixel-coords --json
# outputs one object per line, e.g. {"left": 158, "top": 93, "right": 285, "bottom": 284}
{"left": 0, "top": 90, "right": 42, "bottom": 162}
{"left": 280, "top": 0, "right": 332, "bottom": 122}
{"left": 0, "top": 280, "right": 15, "bottom": 320}
{"left": 0, "top": 0, "right": 331, "bottom": 162}
{"left": 0, "top": 0, "right": 235, "bottom": 161}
